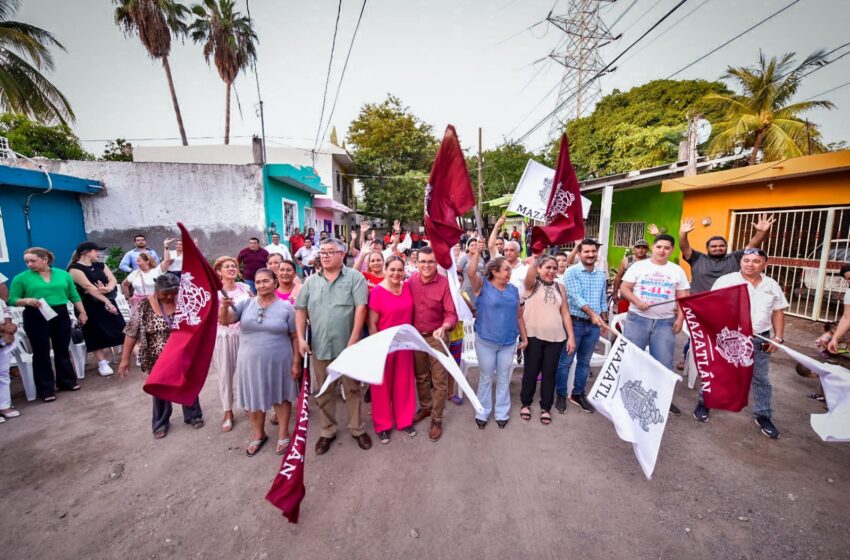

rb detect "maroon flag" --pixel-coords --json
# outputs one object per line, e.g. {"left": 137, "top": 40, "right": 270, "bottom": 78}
{"left": 266, "top": 362, "right": 310, "bottom": 522}
{"left": 143, "top": 223, "right": 221, "bottom": 405}
{"left": 678, "top": 284, "right": 754, "bottom": 411}
{"left": 530, "top": 134, "right": 584, "bottom": 254}
{"left": 424, "top": 125, "right": 476, "bottom": 269}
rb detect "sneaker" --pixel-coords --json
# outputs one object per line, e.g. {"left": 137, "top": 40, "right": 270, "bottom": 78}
{"left": 449, "top": 395, "right": 463, "bottom": 406}
{"left": 555, "top": 394, "right": 567, "bottom": 414}
{"left": 755, "top": 416, "right": 780, "bottom": 439}
{"left": 669, "top": 403, "right": 681, "bottom": 416}
{"left": 693, "top": 404, "right": 710, "bottom": 423}
{"left": 98, "top": 360, "right": 114, "bottom": 376}
{"left": 402, "top": 426, "right": 416, "bottom": 437}
{"left": 569, "top": 394, "right": 595, "bottom": 413}
{"left": 377, "top": 430, "right": 391, "bottom": 444}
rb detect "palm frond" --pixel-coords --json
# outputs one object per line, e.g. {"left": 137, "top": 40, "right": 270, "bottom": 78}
{"left": 0, "top": 47, "right": 74, "bottom": 123}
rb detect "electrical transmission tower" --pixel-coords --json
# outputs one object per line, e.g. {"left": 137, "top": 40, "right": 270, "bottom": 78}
{"left": 547, "top": 0, "right": 618, "bottom": 137}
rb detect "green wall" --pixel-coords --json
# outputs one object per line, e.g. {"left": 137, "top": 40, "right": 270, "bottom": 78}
{"left": 587, "top": 184, "right": 683, "bottom": 270}
{"left": 264, "top": 171, "right": 316, "bottom": 248}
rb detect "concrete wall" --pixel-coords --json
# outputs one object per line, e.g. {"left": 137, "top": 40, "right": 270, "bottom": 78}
{"left": 38, "top": 160, "right": 266, "bottom": 259}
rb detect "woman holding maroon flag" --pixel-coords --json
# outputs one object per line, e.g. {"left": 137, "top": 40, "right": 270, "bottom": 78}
{"left": 118, "top": 274, "right": 204, "bottom": 438}
{"left": 367, "top": 256, "right": 417, "bottom": 444}
{"left": 519, "top": 255, "right": 575, "bottom": 425}
{"left": 219, "top": 269, "right": 300, "bottom": 456}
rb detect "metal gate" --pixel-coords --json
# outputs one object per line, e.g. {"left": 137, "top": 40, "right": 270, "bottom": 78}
{"left": 730, "top": 206, "right": 850, "bottom": 322}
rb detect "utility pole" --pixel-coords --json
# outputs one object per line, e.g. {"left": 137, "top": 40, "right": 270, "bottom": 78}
{"left": 547, "top": 0, "right": 618, "bottom": 137}
{"left": 683, "top": 113, "right": 700, "bottom": 177}
{"left": 475, "top": 127, "right": 485, "bottom": 238}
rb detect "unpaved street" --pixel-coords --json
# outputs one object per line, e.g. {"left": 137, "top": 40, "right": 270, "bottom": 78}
{"left": 2, "top": 316, "right": 849, "bottom": 560}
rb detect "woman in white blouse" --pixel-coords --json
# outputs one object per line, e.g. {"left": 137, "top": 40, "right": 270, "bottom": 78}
{"left": 122, "top": 240, "right": 173, "bottom": 312}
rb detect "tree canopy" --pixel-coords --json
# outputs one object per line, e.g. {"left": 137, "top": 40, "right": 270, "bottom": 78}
{"left": 0, "top": 113, "right": 93, "bottom": 160}
{"left": 551, "top": 79, "right": 731, "bottom": 178}
{"left": 347, "top": 94, "right": 438, "bottom": 223}
{"left": 466, "top": 140, "right": 537, "bottom": 202}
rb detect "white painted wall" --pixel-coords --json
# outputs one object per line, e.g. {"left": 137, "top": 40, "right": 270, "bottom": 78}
{"left": 35, "top": 160, "right": 266, "bottom": 257}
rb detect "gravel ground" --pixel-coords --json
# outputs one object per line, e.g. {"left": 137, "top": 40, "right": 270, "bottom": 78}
{"left": 1, "top": 315, "right": 848, "bottom": 560}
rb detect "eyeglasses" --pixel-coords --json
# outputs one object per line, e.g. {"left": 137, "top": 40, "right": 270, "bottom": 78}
{"left": 418, "top": 259, "right": 436, "bottom": 265}
{"left": 318, "top": 250, "right": 340, "bottom": 257}
{"left": 257, "top": 306, "right": 266, "bottom": 324}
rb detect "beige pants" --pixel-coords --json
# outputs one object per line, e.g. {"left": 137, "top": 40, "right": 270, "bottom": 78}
{"left": 313, "top": 358, "right": 365, "bottom": 438}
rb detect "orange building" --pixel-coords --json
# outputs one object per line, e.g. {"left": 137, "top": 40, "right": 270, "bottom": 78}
{"left": 661, "top": 150, "right": 850, "bottom": 323}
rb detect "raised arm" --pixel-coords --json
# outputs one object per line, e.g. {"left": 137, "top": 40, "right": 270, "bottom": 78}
{"left": 523, "top": 256, "right": 537, "bottom": 292}
{"left": 353, "top": 240, "right": 373, "bottom": 271}
{"left": 159, "top": 239, "right": 174, "bottom": 272}
{"left": 746, "top": 213, "right": 775, "bottom": 249}
{"left": 679, "top": 218, "right": 695, "bottom": 261}
{"left": 566, "top": 245, "right": 579, "bottom": 265}
{"left": 468, "top": 240, "right": 485, "bottom": 296}
{"left": 488, "top": 216, "right": 506, "bottom": 255}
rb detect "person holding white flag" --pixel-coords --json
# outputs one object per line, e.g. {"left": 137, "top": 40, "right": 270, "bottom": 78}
{"left": 589, "top": 335, "right": 681, "bottom": 479}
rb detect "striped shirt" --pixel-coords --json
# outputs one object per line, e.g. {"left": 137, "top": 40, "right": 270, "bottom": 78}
{"left": 563, "top": 263, "right": 607, "bottom": 320}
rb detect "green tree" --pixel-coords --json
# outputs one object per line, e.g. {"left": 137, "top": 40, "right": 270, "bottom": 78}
{"left": 704, "top": 50, "right": 835, "bottom": 164}
{"left": 0, "top": 0, "right": 74, "bottom": 124}
{"left": 190, "top": 0, "right": 257, "bottom": 145}
{"left": 0, "top": 113, "right": 93, "bottom": 160}
{"left": 114, "top": 0, "right": 191, "bottom": 146}
{"left": 102, "top": 138, "right": 133, "bottom": 161}
{"left": 548, "top": 79, "right": 730, "bottom": 178}
{"left": 466, "top": 140, "right": 536, "bottom": 202}
{"left": 347, "top": 94, "right": 438, "bottom": 222}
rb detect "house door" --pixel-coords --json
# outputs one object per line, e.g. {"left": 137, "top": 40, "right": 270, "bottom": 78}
{"left": 730, "top": 206, "right": 850, "bottom": 321}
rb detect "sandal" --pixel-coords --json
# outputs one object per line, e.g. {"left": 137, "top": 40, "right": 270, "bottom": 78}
{"left": 520, "top": 407, "right": 531, "bottom": 421}
{"left": 153, "top": 429, "right": 168, "bottom": 439}
{"left": 42, "top": 396, "right": 56, "bottom": 402}
{"left": 246, "top": 435, "right": 268, "bottom": 457}
{"left": 540, "top": 411, "right": 552, "bottom": 425}
{"left": 222, "top": 417, "right": 234, "bottom": 432}
{"left": 276, "top": 437, "right": 291, "bottom": 455}
{"left": 191, "top": 418, "right": 205, "bottom": 429}
{"left": 807, "top": 393, "right": 826, "bottom": 402}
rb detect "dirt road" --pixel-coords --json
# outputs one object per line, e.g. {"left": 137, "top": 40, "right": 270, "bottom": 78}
{"left": 2, "top": 316, "right": 848, "bottom": 560}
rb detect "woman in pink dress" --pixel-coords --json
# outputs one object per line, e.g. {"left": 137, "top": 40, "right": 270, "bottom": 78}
{"left": 367, "top": 256, "right": 416, "bottom": 444}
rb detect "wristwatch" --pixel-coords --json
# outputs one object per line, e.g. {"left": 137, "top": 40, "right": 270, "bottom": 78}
{"left": 772, "top": 336, "right": 784, "bottom": 343}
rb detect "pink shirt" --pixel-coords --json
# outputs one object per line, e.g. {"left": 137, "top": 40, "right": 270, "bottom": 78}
{"left": 368, "top": 283, "right": 414, "bottom": 331}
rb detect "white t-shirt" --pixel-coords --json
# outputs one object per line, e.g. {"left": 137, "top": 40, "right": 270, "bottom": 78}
{"left": 844, "top": 288, "right": 850, "bottom": 306}
{"left": 127, "top": 268, "right": 163, "bottom": 297}
{"left": 509, "top": 261, "right": 529, "bottom": 298}
{"left": 713, "top": 272, "right": 789, "bottom": 334}
{"left": 622, "top": 259, "right": 690, "bottom": 319}
{"left": 295, "top": 246, "right": 319, "bottom": 267}
{"left": 265, "top": 243, "right": 292, "bottom": 260}
{"left": 168, "top": 250, "right": 183, "bottom": 272}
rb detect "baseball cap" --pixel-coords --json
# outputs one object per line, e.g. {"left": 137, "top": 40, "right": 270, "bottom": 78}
{"left": 634, "top": 239, "right": 649, "bottom": 248}
{"left": 76, "top": 241, "right": 107, "bottom": 253}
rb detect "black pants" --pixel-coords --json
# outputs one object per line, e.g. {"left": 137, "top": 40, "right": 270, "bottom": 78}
{"left": 152, "top": 396, "right": 203, "bottom": 433}
{"left": 521, "top": 337, "right": 564, "bottom": 411}
{"left": 23, "top": 306, "right": 77, "bottom": 399}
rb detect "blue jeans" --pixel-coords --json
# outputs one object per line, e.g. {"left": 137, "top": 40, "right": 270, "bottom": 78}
{"left": 475, "top": 337, "right": 516, "bottom": 421}
{"left": 699, "top": 332, "right": 773, "bottom": 418}
{"left": 556, "top": 320, "right": 600, "bottom": 397}
{"left": 244, "top": 279, "right": 256, "bottom": 294}
{"left": 623, "top": 311, "right": 676, "bottom": 371}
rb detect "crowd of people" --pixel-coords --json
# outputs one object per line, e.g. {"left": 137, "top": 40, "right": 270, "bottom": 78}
{"left": 2, "top": 211, "right": 843, "bottom": 445}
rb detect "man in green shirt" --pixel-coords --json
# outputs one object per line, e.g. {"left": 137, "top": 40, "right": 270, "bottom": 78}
{"left": 295, "top": 238, "right": 371, "bottom": 455}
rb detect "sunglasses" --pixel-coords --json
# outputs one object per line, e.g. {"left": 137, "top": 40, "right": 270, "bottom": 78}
{"left": 257, "top": 306, "right": 266, "bottom": 324}
{"left": 742, "top": 248, "right": 768, "bottom": 258}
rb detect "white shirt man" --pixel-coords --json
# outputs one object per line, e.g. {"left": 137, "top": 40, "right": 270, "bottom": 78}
{"left": 265, "top": 234, "right": 292, "bottom": 260}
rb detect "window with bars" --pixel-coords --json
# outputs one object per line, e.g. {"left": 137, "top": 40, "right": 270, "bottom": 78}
{"left": 613, "top": 221, "right": 645, "bottom": 247}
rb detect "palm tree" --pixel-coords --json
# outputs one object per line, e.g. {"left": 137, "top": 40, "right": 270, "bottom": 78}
{"left": 190, "top": 0, "right": 257, "bottom": 145}
{"left": 704, "top": 51, "right": 835, "bottom": 165}
{"left": 0, "top": 0, "right": 74, "bottom": 124}
{"left": 114, "top": 0, "right": 191, "bottom": 145}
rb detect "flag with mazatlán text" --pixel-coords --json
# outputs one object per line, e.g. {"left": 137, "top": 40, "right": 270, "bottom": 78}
{"left": 424, "top": 125, "right": 476, "bottom": 269}
{"left": 589, "top": 335, "right": 681, "bottom": 479}
{"left": 266, "top": 363, "right": 310, "bottom": 522}
{"left": 678, "top": 284, "right": 754, "bottom": 411}
{"left": 144, "top": 223, "right": 221, "bottom": 405}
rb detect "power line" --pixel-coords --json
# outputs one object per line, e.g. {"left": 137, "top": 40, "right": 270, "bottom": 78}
{"left": 797, "top": 45, "right": 850, "bottom": 80}
{"left": 802, "top": 80, "right": 850, "bottom": 102}
{"left": 617, "top": 0, "right": 664, "bottom": 35}
{"left": 665, "top": 0, "right": 801, "bottom": 79}
{"left": 311, "top": 0, "right": 344, "bottom": 160}
{"left": 319, "top": 0, "right": 368, "bottom": 147}
{"left": 516, "top": 0, "right": 691, "bottom": 144}
{"left": 619, "top": 0, "right": 712, "bottom": 66}
{"left": 607, "top": 0, "right": 640, "bottom": 29}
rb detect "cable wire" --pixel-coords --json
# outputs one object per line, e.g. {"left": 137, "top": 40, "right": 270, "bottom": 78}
{"left": 619, "top": 0, "right": 712, "bottom": 66}
{"left": 665, "top": 0, "right": 801, "bottom": 79}
{"left": 311, "top": 0, "right": 344, "bottom": 159}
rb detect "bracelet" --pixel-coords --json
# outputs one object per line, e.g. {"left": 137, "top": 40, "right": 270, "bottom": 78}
{"left": 772, "top": 336, "right": 783, "bottom": 343}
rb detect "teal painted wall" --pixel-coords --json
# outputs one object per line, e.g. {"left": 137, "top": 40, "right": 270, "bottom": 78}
{"left": 606, "top": 184, "right": 683, "bottom": 268}
{"left": 263, "top": 171, "right": 314, "bottom": 249}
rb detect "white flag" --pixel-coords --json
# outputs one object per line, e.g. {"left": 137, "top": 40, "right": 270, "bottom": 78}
{"left": 319, "top": 324, "right": 484, "bottom": 413}
{"left": 758, "top": 337, "right": 850, "bottom": 442}
{"left": 507, "top": 159, "right": 591, "bottom": 222}
{"left": 589, "top": 335, "right": 681, "bottom": 479}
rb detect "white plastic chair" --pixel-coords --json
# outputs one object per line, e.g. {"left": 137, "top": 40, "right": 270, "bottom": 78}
{"left": 66, "top": 302, "right": 87, "bottom": 379}
{"left": 10, "top": 334, "right": 36, "bottom": 401}
{"left": 681, "top": 321, "right": 698, "bottom": 389}
{"left": 458, "top": 318, "right": 524, "bottom": 398}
